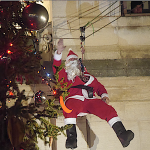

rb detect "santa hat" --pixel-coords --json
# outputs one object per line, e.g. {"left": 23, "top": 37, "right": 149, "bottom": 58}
{"left": 66, "top": 48, "right": 78, "bottom": 61}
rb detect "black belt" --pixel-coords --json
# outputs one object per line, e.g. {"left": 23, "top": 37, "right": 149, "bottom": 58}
{"left": 71, "top": 85, "right": 93, "bottom": 98}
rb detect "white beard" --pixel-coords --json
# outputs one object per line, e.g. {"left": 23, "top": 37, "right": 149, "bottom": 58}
{"left": 65, "top": 60, "right": 81, "bottom": 81}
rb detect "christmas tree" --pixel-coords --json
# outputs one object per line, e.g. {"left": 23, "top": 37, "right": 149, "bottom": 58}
{"left": 0, "top": 1, "right": 68, "bottom": 150}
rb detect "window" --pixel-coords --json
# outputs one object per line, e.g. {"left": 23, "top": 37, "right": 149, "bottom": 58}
{"left": 121, "top": 1, "right": 150, "bottom": 16}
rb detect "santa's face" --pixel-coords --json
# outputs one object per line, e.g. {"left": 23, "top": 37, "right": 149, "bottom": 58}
{"left": 65, "top": 58, "right": 81, "bottom": 81}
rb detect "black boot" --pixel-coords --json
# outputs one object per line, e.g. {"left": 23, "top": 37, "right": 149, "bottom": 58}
{"left": 65, "top": 124, "right": 77, "bottom": 149}
{"left": 112, "top": 121, "right": 134, "bottom": 147}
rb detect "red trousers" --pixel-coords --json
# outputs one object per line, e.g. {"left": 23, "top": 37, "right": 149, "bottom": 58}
{"left": 63, "top": 98, "right": 118, "bottom": 122}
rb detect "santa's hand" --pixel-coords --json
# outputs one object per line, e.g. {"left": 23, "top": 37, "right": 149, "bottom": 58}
{"left": 57, "top": 39, "right": 66, "bottom": 54}
{"left": 101, "top": 97, "right": 109, "bottom": 104}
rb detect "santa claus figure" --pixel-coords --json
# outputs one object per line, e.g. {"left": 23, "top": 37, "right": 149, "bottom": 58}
{"left": 53, "top": 39, "right": 134, "bottom": 149}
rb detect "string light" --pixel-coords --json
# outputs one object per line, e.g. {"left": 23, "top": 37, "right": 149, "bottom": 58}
{"left": 53, "top": 90, "right": 57, "bottom": 95}
{"left": 9, "top": 43, "right": 13, "bottom": 46}
{"left": 7, "top": 50, "right": 12, "bottom": 54}
{"left": 47, "top": 73, "right": 50, "bottom": 77}
{"left": 9, "top": 91, "right": 13, "bottom": 96}
{"left": 38, "top": 65, "right": 53, "bottom": 93}
{"left": 26, "top": 5, "right": 30, "bottom": 8}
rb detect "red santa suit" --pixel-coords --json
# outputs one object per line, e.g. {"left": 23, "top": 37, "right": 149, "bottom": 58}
{"left": 53, "top": 50, "right": 121, "bottom": 127}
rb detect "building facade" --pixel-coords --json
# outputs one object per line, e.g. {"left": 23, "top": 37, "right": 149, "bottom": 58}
{"left": 34, "top": 1, "right": 150, "bottom": 150}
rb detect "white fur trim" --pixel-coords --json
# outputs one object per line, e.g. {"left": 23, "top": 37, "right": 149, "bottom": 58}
{"left": 77, "top": 112, "right": 88, "bottom": 116}
{"left": 101, "top": 93, "right": 109, "bottom": 98}
{"left": 84, "top": 74, "right": 94, "bottom": 86}
{"left": 108, "top": 117, "right": 121, "bottom": 127}
{"left": 54, "top": 50, "right": 62, "bottom": 61}
{"left": 64, "top": 118, "right": 76, "bottom": 125}
{"left": 66, "top": 55, "right": 78, "bottom": 61}
{"left": 82, "top": 89, "right": 89, "bottom": 99}
{"left": 65, "top": 95, "right": 85, "bottom": 102}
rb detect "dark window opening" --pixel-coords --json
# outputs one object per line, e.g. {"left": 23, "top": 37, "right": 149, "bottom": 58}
{"left": 121, "top": 1, "right": 150, "bottom": 16}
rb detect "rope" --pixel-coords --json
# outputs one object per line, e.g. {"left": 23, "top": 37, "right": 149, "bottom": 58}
{"left": 86, "top": 15, "right": 122, "bottom": 39}
{"left": 54, "top": 2, "right": 123, "bottom": 33}
{"left": 53, "top": 1, "right": 147, "bottom": 40}
{"left": 56, "top": 1, "right": 109, "bottom": 28}
{"left": 85, "top": 1, "right": 118, "bottom": 28}
{"left": 85, "top": 2, "right": 123, "bottom": 39}
{"left": 86, "top": 2, "right": 121, "bottom": 29}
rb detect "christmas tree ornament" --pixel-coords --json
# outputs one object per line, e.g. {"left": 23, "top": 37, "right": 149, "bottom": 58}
{"left": 34, "top": 90, "right": 46, "bottom": 105}
{"left": 22, "top": 3, "right": 49, "bottom": 30}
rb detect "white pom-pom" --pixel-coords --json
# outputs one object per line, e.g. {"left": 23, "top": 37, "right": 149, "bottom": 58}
{"left": 69, "top": 48, "right": 72, "bottom": 51}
